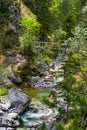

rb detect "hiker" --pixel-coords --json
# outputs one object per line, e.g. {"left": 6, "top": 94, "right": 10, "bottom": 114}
{"left": 44, "top": 38, "right": 48, "bottom": 45}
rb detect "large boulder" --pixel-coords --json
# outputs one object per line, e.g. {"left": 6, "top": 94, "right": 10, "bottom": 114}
{"left": 0, "top": 88, "right": 31, "bottom": 127}
{"left": 6, "top": 88, "right": 31, "bottom": 114}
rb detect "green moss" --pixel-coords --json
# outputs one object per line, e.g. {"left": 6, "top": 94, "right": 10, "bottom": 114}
{"left": 0, "top": 86, "right": 8, "bottom": 96}
{"left": 21, "top": 86, "right": 51, "bottom": 100}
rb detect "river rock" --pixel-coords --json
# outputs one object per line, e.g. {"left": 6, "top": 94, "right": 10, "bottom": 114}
{"left": 28, "top": 76, "right": 44, "bottom": 87}
{"left": 3, "top": 79, "right": 13, "bottom": 88}
{"left": 35, "top": 81, "right": 56, "bottom": 88}
{"left": 1, "top": 101, "right": 11, "bottom": 111}
{"left": 40, "top": 64, "right": 50, "bottom": 76}
{"left": 0, "top": 112, "right": 19, "bottom": 126}
{"left": 8, "top": 73, "right": 23, "bottom": 84}
{"left": 28, "top": 76, "right": 56, "bottom": 88}
{"left": 0, "top": 128, "right": 14, "bottom": 130}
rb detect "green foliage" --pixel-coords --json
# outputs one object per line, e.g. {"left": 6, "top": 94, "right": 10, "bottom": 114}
{"left": 20, "top": 16, "right": 41, "bottom": 55}
{"left": 20, "top": 16, "right": 41, "bottom": 34}
{"left": 58, "top": 82, "right": 87, "bottom": 129}
{"left": 19, "top": 16, "right": 55, "bottom": 76}
{"left": 60, "top": 72, "right": 87, "bottom": 129}
{"left": 18, "top": 61, "right": 32, "bottom": 76}
{"left": 0, "top": 86, "right": 8, "bottom": 95}
{"left": 55, "top": 123, "right": 65, "bottom": 130}
{"left": 69, "top": 126, "right": 81, "bottom": 130}
{"left": 65, "top": 24, "right": 87, "bottom": 51}
{"left": 0, "top": 0, "right": 20, "bottom": 53}
{"left": 49, "top": 0, "right": 81, "bottom": 38}
{"left": 63, "top": 23, "right": 87, "bottom": 85}
{"left": 39, "top": 122, "right": 47, "bottom": 130}
{"left": 22, "top": 0, "right": 56, "bottom": 40}
{"left": 57, "top": 25, "right": 87, "bottom": 128}
{"left": 42, "top": 55, "right": 52, "bottom": 64}
{"left": 19, "top": 17, "right": 41, "bottom": 75}
{"left": 0, "top": 0, "right": 11, "bottom": 24}
{"left": 42, "top": 97, "right": 56, "bottom": 108}
{"left": 0, "top": 28, "right": 19, "bottom": 52}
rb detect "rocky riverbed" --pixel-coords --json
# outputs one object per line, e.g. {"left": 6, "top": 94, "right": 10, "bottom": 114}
{"left": 21, "top": 100, "right": 58, "bottom": 127}
{"left": 0, "top": 88, "right": 59, "bottom": 130}
{"left": 0, "top": 53, "right": 68, "bottom": 130}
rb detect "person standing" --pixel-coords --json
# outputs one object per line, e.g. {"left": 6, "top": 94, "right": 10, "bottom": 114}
{"left": 44, "top": 38, "right": 48, "bottom": 45}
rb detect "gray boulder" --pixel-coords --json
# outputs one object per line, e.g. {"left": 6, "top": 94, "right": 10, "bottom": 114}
{"left": 6, "top": 88, "right": 31, "bottom": 114}
{"left": 0, "top": 88, "right": 31, "bottom": 127}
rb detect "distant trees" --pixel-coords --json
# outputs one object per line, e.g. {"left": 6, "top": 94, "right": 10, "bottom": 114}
{"left": 0, "top": 0, "right": 11, "bottom": 25}
{"left": 0, "top": 0, "right": 87, "bottom": 129}
{"left": 0, "top": 0, "right": 21, "bottom": 53}
{"left": 50, "top": 0, "right": 83, "bottom": 38}
{"left": 0, "top": 0, "right": 87, "bottom": 45}
{"left": 22, "top": 0, "right": 54, "bottom": 41}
